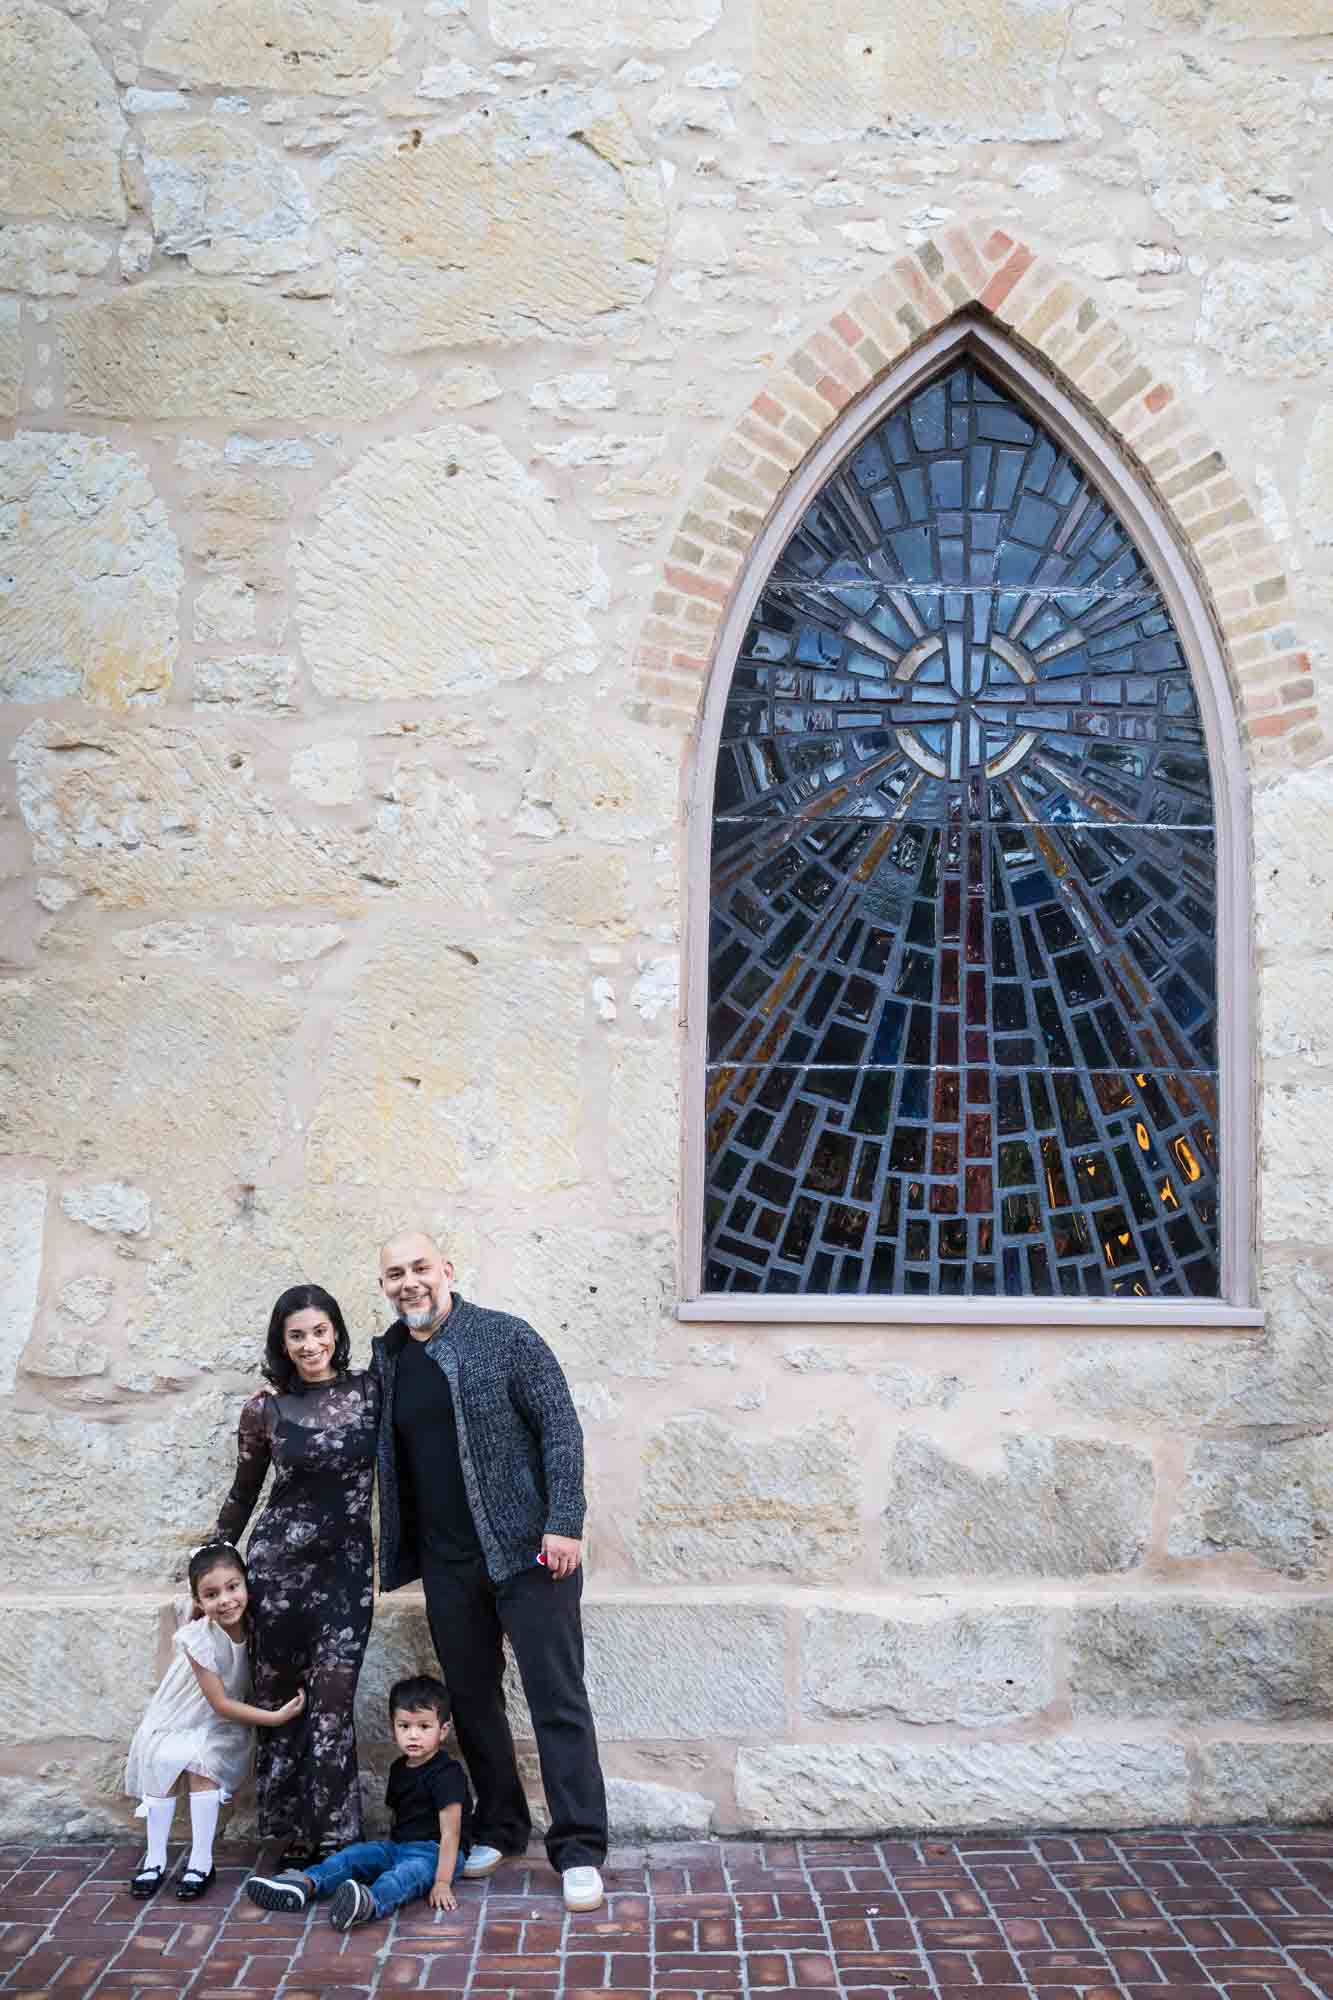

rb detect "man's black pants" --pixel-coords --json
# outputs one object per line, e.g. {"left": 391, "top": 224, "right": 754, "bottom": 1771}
{"left": 422, "top": 1553, "right": 607, "bottom": 1872}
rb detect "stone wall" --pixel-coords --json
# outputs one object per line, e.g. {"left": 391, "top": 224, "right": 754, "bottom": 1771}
{"left": 2, "top": 0, "right": 1332, "bottom": 1839}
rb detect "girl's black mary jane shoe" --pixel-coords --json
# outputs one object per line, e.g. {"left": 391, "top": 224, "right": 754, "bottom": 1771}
{"left": 130, "top": 1863, "right": 166, "bottom": 1899}
{"left": 175, "top": 1865, "right": 215, "bottom": 1901}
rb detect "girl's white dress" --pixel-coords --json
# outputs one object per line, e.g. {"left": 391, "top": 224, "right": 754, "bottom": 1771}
{"left": 125, "top": 1616, "right": 253, "bottom": 1805}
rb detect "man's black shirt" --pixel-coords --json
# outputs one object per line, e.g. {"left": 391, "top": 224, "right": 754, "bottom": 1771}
{"left": 385, "top": 1747, "right": 473, "bottom": 1849}
{"left": 393, "top": 1333, "right": 483, "bottom": 1563}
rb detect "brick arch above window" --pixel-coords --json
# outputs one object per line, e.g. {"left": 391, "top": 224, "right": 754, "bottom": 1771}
{"left": 657, "top": 232, "right": 1312, "bottom": 1327}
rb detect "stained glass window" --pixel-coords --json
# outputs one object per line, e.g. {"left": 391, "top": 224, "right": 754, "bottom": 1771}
{"left": 704, "top": 362, "right": 1219, "bottom": 1301}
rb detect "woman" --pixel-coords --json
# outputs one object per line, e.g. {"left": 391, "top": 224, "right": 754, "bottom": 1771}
{"left": 210, "top": 1283, "right": 379, "bottom": 1862}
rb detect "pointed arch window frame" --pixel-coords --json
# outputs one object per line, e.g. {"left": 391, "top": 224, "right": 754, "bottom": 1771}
{"left": 678, "top": 318, "right": 1260, "bottom": 1327}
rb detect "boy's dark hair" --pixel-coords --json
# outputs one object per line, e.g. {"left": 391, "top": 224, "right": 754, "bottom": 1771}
{"left": 188, "top": 1541, "right": 247, "bottom": 1598}
{"left": 389, "top": 1675, "right": 451, "bottom": 1724}
{"left": 262, "top": 1283, "right": 352, "bottom": 1392}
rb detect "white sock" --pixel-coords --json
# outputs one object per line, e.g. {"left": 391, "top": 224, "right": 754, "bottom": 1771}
{"left": 142, "top": 1796, "right": 175, "bottom": 1872}
{"left": 187, "top": 1789, "right": 221, "bottom": 1875}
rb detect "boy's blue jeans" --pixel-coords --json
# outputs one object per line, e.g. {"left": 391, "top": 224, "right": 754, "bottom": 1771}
{"left": 305, "top": 1839, "right": 465, "bottom": 1918}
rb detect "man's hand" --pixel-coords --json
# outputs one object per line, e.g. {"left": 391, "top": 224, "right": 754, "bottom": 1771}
{"left": 541, "top": 1533, "right": 582, "bottom": 1579}
{"left": 429, "top": 1876, "right": 458, "bottom": 1911}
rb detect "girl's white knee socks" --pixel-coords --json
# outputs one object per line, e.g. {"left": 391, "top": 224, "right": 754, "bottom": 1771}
{"left": 187, "top": 1789, "right": 221, "bottom": 1875}
{"left": 142, "top": 1795, "right": 175, "bottom": 1871}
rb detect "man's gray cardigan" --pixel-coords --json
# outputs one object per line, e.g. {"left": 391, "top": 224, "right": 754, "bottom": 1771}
{"left": 369, "top": 1294, "right": 586, "bottom": 1589}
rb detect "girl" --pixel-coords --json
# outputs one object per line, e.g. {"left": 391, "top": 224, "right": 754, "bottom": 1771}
{"left": 124, "top": 1541, "right": 304, "bottom": 1900}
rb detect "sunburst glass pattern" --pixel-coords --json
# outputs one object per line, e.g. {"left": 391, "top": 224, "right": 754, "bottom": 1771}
{"left": 704, "top": 361, "right": 1219, "bottom": 1301}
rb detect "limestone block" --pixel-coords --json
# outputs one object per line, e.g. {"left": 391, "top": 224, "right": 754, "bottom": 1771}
{"left": 587, "top": 1603, "right": 785, "bottom": 1737}
{"left": 289, "top": 739, "right": 364, "bottom": 805}
{"left": 500, "top": 1226, "right": 672, "bottom": 1378}
{"left": 60, "top": 284, "right": 415, "bottom": 420}
{"left": 734, "top": 1740, "right": 1192, "bottom": 1833}
{"left": 881, "top": 1435, "right": 1154, "bottom": 1577}
{"left": 519, "top": 708, "right": 677, "bottom": 844}
{"left": 0, "top": 0, "right": 126, "bottom": 221}
{"left": 1301, "top": 407, "right": 1333, "bottom": 550}
{"left": 0, "top": 1180, "right": 45, "bottom": 1397}
{"left": 633, "top": 1413, "right": 860, "bottom": 1581}
{"left": 432, "top": 363, "right": 502, "bottom": 411}
{"left": 1263, "top": 1084, "right": 1333, "bottom": 1243}
{"left": 1169, "top": 1435, "right": 1333, "bottom": 1578}
{"left": 868, "top": 1365, "right": 963, "bottom": 1411}
{"left": 13, "top": 718, "right": 489, "bottom": 914}
{"left": 59, "top": 1274, "right": 112, "bottom": 1325}
{"left": 194, "top": 577, "right": 258, "bottom": 642}
{"left": 509, "top": 850, "right": 631, "bottom": 935}
{"left": 490, "top": 0, "right": 720, "bottom": 53}
{"left": 112, "top": 923, "right": 213, "bottom": 963}
{"left": 1154, "top": 0, "right": 1333, "bottom": 33}
{"left": 23, "top": 1336, "right": 106, "bottom": 1377}
{"left": 193, "top": 653, "right": 297, "bottom": 712}
{"left": 1069, "top": 1600, "right": 1333, "bottom": 1720}
{"left": 1197, "top": 1743, "right": 1333, "bottom": 1823}
{"left": 753, "top": 0, "right": 1071, "bottom": 141}
{"left": 225, "top": 437, "right": 314, "bottom": 469}
{"left": 0, "top": 969, "right": 298, "bottom": 1177}
{"left": 144, "top": 0, "right": 401, "bottom": 95}
{"left": 323, "top": 92, "right": 666, "bottom": 350}
{"left": 61, "top": 1182, "right": 151, "bottom": 1236}
{"left": 0, "top": 1603, "right": 164, "bottom": 1745}
{"left": 2, "top": 1387, "right": 242, "bottom": 1587}
{"left": 141, "top": 118, "right": 319, "bottom": 277}
{"left": 0, "top": 433, "right": 181, "bottom": 708}
{"left": 605, "top": 1779, "right": 713, "bottom": 1837}
{"left": 800, "top": 1605, "right": 1054, "bottom": 1727}
{"left": 0, "top": 301, "right": 18, "bottom": 416}
{"left": 0, "top": 1773, "right": 123, "bottom": 1841}
{"left": 1198, "top": 257, "right": 1333, "bottom": 378}
{"left": 1099, "top": 54, "right": 1311, "bottom": 241}
{"left": 1262, "top": 961, "right": 1333, "bottom": 1065}
{"left": 306, "top": 936, "right": 581, "bottom": 1197}
{"left": 0, "top": 223, "right": 111, "bottom": 294}
{"left": 608, "top": 1039, "right": 678, "bottom": 1216}
{"left": 228, "top": 923, "right": 345, "bottom": 963}
{"left": 1256, "top": 768, "right": 1333, "bottom": 956}
{"left": 296, "top": 426, "right": 606, "bottom": 700}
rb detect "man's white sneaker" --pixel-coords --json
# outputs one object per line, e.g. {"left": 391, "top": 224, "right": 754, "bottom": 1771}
{"left": 562, "top": 1865, "right": 604, "bottom": 1912}
{"left": 462, "top": 1844, "right": 506, "bottom": 1880}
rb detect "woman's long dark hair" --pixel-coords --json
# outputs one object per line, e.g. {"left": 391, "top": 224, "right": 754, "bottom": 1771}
{"left": 262, "top": 1283, "right": 352, "bottom": 1391}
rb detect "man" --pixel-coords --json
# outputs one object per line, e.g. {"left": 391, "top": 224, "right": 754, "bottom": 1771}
{"left": 370, "top": 1231, "right": 608, "bottom": 1914}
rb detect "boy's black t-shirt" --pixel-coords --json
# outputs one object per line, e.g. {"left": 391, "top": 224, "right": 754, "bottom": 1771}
{"left": 385, "top": 1748, "right": 474, "bottom": 1849}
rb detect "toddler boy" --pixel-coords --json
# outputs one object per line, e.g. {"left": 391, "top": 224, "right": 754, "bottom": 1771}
{"left": 244, "top": 1675, "right": 473, "bottom": 1929}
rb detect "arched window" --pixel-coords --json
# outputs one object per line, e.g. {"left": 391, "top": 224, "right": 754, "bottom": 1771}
{"left": 695, "top": 345, "right": 1242, "bottom": 1311}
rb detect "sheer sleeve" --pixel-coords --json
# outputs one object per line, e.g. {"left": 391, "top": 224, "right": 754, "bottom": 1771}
{"left": 211, "top": 1392, "right": 273, "bottom": 1545}
{"left": 361, "top": 1367, "right": 382, "bottom": 1427}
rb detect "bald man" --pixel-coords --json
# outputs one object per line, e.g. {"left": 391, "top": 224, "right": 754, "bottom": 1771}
{"left": 369, "top": 1233, "right": 607, "bottom": 1914}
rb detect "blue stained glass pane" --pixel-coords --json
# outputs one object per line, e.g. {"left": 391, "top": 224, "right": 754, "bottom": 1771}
{"left": 705, "top": 361, "right": 1219, "bottom": 1301}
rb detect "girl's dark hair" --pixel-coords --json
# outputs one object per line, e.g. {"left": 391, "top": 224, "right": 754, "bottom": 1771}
{"left": 188, "top": 1541, "right": 247, "bottom": 1598}
{"left": 262, "top": 1283, "right": 352, "bottom": 1391}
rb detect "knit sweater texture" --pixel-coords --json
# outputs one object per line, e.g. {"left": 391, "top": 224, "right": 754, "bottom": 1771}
{"left": 370, "top": 1294, "right": 586, "bottom": 1589}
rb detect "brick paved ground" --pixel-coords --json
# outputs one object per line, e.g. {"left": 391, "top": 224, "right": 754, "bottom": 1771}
{"left": 4, "top": 1830, "right": 1333, "bottom": 1999}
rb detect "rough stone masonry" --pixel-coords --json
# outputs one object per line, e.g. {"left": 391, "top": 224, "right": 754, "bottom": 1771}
{"left": 1, "top": 0, "right": 1332, "bottom": 1841}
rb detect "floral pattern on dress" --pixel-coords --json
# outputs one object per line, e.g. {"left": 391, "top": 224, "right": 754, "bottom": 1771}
{"left": 212, "top": 1372, "right": 379, "bottom": 1849}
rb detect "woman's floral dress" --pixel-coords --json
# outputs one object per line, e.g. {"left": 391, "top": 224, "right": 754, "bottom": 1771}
{"left": 213, "top": 1372, "right": 379, "bottom": 1850}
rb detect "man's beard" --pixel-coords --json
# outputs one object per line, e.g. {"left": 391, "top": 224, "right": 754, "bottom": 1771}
{"left": 403, "top": 1301, "right": 438, "bottom": 1329}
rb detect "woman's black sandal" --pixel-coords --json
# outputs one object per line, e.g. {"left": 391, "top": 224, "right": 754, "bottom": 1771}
{"left": 175, "top": 1865, "right": 215, "bottom": 1901}
{"left": 130, "top": 1863, "right": 166, "bottom": 1898}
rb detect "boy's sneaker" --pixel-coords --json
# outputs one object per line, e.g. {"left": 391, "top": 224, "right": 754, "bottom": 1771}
{"left": 245, "top": 1870, "right": 312, "bottom": 1913}
{"left": 562, "top": 1865, "right": 604, "bottom": 1912}
{"left": 329, "top": 1879, "right": 376, "bottom": 1931}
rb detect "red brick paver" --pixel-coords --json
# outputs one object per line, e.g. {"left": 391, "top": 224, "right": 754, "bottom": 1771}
{"left": 2, "top": 1832, "right": 1332, "bottom": 1998}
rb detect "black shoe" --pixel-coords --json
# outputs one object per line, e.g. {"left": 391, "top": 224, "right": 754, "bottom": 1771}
{"left": 175, "top": 1864, "right": 215, "bottom": 1901}
{"left": 245, "top": 1870, "right": 313, "bottom": 1913}
{"left": 129, "top": 1862, "right": 166, "bottom": 1899}
{"left": 329, "top": 1879, "right": 376, "bottom": 1931}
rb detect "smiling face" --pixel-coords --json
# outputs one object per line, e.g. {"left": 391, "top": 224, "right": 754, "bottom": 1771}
{"left": 392, "top": 1703, "right": 447, "bottom": 1766}
{"left": 193, "top": 1559, "right": 248, "bottom": 1634}
{"left": 379, "top": 1233, "right": 454, "bottom": 1336}
{"left": 282, "top": 1305, "right": 339, "bottom": 1383}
